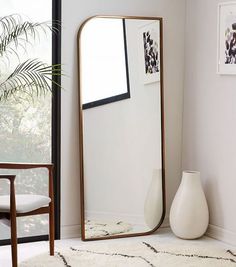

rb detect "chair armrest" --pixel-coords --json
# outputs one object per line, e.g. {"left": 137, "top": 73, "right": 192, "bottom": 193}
{"left": 0, "top": 163, "right": 54, "bottom": 201}
{"left": 0, "top": 175, "right": 16, "bottom": 181}
{"left": 0, "top": 162, "right": 53, "bottom": 171}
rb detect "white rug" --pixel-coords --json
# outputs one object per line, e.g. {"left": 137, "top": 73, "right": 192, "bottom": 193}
{"left": 85, "top": 220, "right": 132, "bottom": 238}
{"left": 20, "top": 241, "right": 236, "bottom": 267}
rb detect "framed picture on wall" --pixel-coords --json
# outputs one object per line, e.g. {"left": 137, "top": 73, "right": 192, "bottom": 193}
{"left": 217, "top": 1, "right": 236, "bottom": 74}
{"left": 140, "top": 21, "right": 161, "bottom": 83}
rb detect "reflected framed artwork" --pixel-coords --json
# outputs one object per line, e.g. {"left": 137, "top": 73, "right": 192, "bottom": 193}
{"left": 140, "top": 21, "right": 160, "bottom": 84}
{"left": 217, "top": 1, "right": 236, "bottom": 74}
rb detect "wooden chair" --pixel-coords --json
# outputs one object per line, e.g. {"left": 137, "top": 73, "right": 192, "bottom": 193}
{"left": 0, "top": 163, "right": 54, "bottom": 267}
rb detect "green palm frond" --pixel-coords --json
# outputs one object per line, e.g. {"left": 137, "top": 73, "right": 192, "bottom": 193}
{"left": 0, "top": 14, "right": 57, "bottom": 57}
{"left": 0, "top": 59, "right": 61, "bottom": 101}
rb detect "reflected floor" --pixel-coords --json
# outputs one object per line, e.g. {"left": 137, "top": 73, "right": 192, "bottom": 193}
{"left": 129, "top": 223, "right": 152, "bottom": 234}
{"left": 85, "top": 220, "right": 132, "bottom": 238}
{"left": 85, "top": 219, "right": 151, "bottom": 239}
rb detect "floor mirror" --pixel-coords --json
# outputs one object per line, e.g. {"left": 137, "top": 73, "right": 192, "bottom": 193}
{"left": 77, "top": 15, "right": 165, "bottom": 241}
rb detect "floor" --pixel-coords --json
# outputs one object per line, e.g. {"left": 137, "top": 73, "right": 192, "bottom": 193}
{"left": 0, "top": 228, "right": 235, "bottom": 267}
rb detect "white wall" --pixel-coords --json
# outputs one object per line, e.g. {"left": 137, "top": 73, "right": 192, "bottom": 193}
{"left": 61, "top": 0, "right": 186, "bottom": 237}
{"left": 183, "top": 0, "right": 236, "bottom": 245}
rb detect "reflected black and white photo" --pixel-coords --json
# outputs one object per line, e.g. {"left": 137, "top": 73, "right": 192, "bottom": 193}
{"left": 143, "top": 30, "right": 159, "bottom": 74}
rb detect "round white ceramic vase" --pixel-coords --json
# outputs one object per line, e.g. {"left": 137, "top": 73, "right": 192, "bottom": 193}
{"left": 170, "top": 171, "right": 209, "bottom": 239}
{"left": 144, "top": 169, "right": 163, "bottom": 229}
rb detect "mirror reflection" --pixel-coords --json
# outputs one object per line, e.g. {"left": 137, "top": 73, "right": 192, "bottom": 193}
{"left": 79, "top": 16, "right": 164, "bottom": 240}
{"left": 81, "top": 18, "right": 130, "bottom": 109}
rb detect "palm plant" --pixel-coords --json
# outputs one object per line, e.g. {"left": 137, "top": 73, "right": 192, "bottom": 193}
{"left": 0, "top": 14, "right": 61, "bottom": 101}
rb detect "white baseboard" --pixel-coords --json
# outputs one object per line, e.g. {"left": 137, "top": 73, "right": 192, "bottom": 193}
{"left": 206, "top": 224, "right": 236, "bottom": 246}
{"left": 61, "top": 225, "right": 81, "bottom": 239}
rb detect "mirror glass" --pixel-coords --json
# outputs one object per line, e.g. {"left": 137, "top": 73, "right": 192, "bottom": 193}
{"left": 79, "top": 16, "right": 165, "bottom": 240}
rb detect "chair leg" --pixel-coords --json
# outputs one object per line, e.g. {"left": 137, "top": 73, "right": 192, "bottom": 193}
{"left": 10, "top": 214, "right": 17, "bottom": 267}
{"left": 49, "top": 204, "right": 54, "bottom": 256}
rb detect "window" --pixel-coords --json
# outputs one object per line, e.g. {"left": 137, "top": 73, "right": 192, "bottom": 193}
{"left": 0, "top": 0, "right": 61, "bottom": 244}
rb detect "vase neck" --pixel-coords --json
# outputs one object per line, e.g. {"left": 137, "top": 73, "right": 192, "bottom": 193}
{"left": 181, "top": 171, "right": 201, "bottom": 187}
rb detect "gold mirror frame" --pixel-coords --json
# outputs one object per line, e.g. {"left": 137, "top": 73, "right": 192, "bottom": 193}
{"left": 77, "top": 15, "right": 166, "bottom": 241}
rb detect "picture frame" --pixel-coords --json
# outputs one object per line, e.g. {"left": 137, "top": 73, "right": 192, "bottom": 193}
{"left": 217, "top": 1, "right": 236, "bottom": 74}
{"left": 140, "top": 21, "right": 160, "bottom": 84}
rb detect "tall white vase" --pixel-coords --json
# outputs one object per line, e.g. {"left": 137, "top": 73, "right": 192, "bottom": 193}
{"left": 144, "top": 169, "right": 163, "bottom": 229}
{"left": 170, "top": 171, "right": 209, "bottom": 239}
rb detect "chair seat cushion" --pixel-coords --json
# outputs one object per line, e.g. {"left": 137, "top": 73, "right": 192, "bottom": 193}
{"left": 0, "top": 194, "right": 51, "bottom": 213}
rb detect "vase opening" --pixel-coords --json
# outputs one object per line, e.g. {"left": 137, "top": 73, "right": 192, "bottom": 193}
{"left": 183, "top": 170, "right": 200, "bottom": 174}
